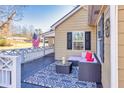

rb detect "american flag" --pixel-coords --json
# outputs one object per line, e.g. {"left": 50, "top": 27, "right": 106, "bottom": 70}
{"left": 32, "top": 33, "right": 40, "bottom": 48}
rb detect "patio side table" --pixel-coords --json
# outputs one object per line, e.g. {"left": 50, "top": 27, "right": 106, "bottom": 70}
{"left": 55, "top": 61, "right": 72, "bottom": 74}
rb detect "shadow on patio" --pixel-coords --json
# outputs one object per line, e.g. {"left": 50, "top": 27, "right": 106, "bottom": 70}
{"left": 21, "top": 53, "right": 55, "bottom": 88}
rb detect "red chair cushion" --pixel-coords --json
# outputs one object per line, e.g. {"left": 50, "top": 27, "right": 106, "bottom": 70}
{"left": 85, "top": 52, "right": 92, "bottom": 59}
{"left": 87, "top": 58, "right": 94, "bottom": 62}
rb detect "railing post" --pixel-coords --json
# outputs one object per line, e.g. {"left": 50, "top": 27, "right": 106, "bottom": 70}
{"left": 11, "top": 56, "right": 21, "bottom": 88}
{"left": 110, "top": 5, "right": 118, "bottom": 88}
{"left": 20, "top": 49, "right": 25, "bottom": 63}
{"left": 43, "top": 37, "right": 45, "bottom": 56}
{"left": 0, "top": 55, "right": 21, "bottom": 88}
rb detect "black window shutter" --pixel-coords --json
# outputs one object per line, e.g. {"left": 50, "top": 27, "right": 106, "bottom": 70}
{"left": 67, "top": 32, "right": 72, "bottom": 49}
{"left": 85, "top": 32, "right": 91, "bottom": 50}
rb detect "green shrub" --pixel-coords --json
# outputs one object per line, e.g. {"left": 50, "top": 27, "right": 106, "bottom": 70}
{"left": 0, "top": 39, "right": 7, "bottom": 46}
{"left": 0, "top": 39, "right": 11, "bottom": 46}
{"left": 0, "top": 35, "right": 5, "bottom": 39}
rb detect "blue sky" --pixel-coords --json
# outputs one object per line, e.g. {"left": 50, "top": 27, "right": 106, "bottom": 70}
{"left": 15, "top": 5, "right": 75, "bottom": 32}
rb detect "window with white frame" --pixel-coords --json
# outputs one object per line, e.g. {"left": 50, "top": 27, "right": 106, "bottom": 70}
{"left": 72, "top": 32, "right": 85, "bottom": 50}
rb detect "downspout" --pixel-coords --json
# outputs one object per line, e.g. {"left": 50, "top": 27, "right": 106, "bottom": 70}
{"left": 110, "top": 5, "right": 118, "bottom": 88}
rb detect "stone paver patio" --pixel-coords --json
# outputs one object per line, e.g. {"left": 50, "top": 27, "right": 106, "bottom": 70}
{"left": 21, "top": 53, "right": 102, "bottom": 88}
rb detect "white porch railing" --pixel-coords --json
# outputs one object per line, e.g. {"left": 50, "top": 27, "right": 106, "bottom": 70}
{"left": 0, "top": 55, "right": 21, "bottom": 88}
{"left": 0, "top": 47, "right": 54, "bottom": 63}
{"left": 23, "top": 47, "right": 54, "bottom": 63}
{"left": 0, "top": 47, "right": 54, "bottom": 88}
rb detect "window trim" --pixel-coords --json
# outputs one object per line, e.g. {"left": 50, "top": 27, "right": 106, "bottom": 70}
{"left": 96, "top": 14, "right": 104, "bottom": 63}
{"left": 72, "top": 31, "right": 85, "bottom": 50}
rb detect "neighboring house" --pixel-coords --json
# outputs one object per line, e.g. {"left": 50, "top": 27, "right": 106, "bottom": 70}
{"left": 0, "top": 17, "right": 12, "bottom": 36}
{"left": 42, "top": 30, "right": 55, "bottom": 47}
{"left": 0, "top": 23, "right": 10, "bottom": 36}
{"left": 7, "top": 37, "right": 28, "bottom": 42}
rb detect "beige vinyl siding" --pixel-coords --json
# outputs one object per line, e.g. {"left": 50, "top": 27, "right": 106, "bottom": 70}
{"left": 55, "top": 6, "right": 96, "bottom": 60}
{"left": 118, "top": 5, "right": 124, "bottom": 88}
{"left": 47, "top": 37, "right": 54, "bottom": 47}
{"left": 98, "top": 6, "right": 110, "bottom": 88}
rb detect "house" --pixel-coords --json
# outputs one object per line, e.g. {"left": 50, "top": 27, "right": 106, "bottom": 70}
{"left": 88, "top": 5, "right": 112, "bottom": 88}
{"left": 7, "top": 37, "right": 28, "bottom": 42}
{"left": 49, "top": 5, "right": 117, "bottom": 88}
{"left": 37, "top": 5, "right": 123, "bottom": 88}
{"left": 0, "top": 22, "right": 11, "bottom": 36}
{"left": 118, "top": 5, "right": 124, "bottom": 88}
{"left": 51, "top": 5, "right": 96, "bottom": 60}
{"left": 88, "top": 5, "right": 124, "bottom": 88}
{"left": 0, "top": 16, "right": 12, "bottom": 36}
{"left": 1, "top": 5, "right": 123, "bottom": 88}
{"left": 42, "top": 30, "right": 55, "bottom": 47}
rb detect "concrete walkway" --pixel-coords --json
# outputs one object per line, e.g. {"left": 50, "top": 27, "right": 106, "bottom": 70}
{"left": 21, "top": 53, "right": 55, "bottom": 88}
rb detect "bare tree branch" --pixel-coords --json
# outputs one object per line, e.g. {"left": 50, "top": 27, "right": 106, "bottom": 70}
{"left": 0, "top": 5, "right": 26, "bottom": 29}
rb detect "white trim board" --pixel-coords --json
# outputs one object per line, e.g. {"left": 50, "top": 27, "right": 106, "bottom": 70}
{"left": 51, "top": 5, "right": 83, "bottom": 29}
{"left": 42, "top": 31, "right": 55, "bottom": 38}
{"left": 110, "top": 5, "right": 118, "bottom": 88}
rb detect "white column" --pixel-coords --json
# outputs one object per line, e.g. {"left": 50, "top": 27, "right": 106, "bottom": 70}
{"left": 110, "top": 5, "right": 118, "bottom": 88}
{"left": 43, "top": 37, "right": 45, "bottom": 56}
{"left": 11, "top": 56, "right": 21, "bottom": 88}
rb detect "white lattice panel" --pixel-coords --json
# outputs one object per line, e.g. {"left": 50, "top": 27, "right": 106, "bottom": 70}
{"left": 0, "top": 55, "right": 21, "bottom": 88}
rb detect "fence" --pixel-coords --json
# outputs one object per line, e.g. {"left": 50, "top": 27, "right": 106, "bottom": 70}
{"left": 0, "top": 47, "right": 54, "bottom": 63}
{"left": 0, "top": 47, "right": 54, "bottom": 88}
{"left": 0, "top": 55, "right": 21, "bottom": 88}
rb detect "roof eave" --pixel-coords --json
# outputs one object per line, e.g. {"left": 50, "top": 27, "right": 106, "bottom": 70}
{"left": 51, "top": 5, "right": 82, "bottom": 29}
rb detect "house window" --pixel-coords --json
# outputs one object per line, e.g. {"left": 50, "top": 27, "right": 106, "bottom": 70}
{"left": 97, "top": 14, "right": 104, "bottom": 63}
{"left": 67, "top": 31, "right": 91, "bottom": 50}
{"left": 72, "top": 32, "right": 85, "bottom": 50}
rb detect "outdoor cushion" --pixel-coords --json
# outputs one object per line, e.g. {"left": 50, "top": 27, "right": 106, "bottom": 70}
{"left": 85, "top": 52, "right": 92, "bottom": 59}
{"left": 79, "top": 58, "right": 97, "bottom": 63}
{"left": 86, "top": 58, "right": 94, "bottom": 62}
{"left": 68, "top": 56, "right": 81, "bottom": 61}
{"left": 68, "top": 52, "right": 97, "bottom": 64}
{"left": 81, "top": 52, "right": 86, "bottom": 58}
{"left": 68, "top": 55, "right": 97, "bottom": 63}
